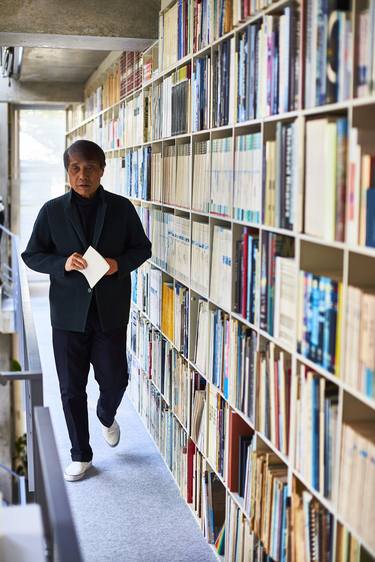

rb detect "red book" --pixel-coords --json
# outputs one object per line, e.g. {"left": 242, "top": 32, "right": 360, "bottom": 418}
{"left": 187, "top": 439, "right": 196, "bottom": 503}
{"left": 227, "top": 409, "right": 253, "bottom": 492}
{"left": 244, "top": 1, "right": 248, "bottom": 19}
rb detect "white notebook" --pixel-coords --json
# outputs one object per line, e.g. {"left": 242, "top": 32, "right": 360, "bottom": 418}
{"left": 78, "top": 245, "right": 110, "bottom": 288}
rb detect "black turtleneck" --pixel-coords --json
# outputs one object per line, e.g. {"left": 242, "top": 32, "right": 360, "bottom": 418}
{"left": 71, "top": 186, "right": 101, "bottom": 246}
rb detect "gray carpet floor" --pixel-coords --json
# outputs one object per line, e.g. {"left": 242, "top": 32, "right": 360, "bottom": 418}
{"left": 29, "top": 280, "right": 217, "bottom": 562}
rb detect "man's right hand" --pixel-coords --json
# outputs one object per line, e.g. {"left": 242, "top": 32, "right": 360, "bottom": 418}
{"left": 65, "top": 252, "right": 88, "bottom": 272}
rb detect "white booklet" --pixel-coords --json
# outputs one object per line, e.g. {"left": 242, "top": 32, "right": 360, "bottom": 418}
{"left": 78, "top": 245, "right": 110, "bottom": 288}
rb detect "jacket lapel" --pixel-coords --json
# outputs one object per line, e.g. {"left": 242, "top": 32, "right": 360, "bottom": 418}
{"left": 64, "top": 187, "right": 107, "bottom": 250}
{"left": 92, "top": 187, "right": 107, "bottom": 248}
{"left": 64, "top": 193, "right": 88, "bottom": 249}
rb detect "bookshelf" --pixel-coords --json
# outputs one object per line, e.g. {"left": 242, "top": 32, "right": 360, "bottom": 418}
{"left": 66, "top": 1, "right": 375, "bottom": 560}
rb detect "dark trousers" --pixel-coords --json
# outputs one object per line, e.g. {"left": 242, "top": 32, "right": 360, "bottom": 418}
{"left": 52, "top": 300, "right": 128, "bottom": 462}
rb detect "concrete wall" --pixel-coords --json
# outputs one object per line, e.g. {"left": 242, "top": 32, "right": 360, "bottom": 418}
{"left": 0, "top": 0, "right": 160, "bottom": 39}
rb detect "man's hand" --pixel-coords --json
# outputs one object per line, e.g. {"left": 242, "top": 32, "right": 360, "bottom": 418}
{"left": 65, "top": 252, "right": 87, "bottom": 272}
{"left": 105, "top": 258, "right": 118, "bottom": 275}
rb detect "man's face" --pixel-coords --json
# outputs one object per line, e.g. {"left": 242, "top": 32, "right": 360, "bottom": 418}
{"left": 67, "top": 152, "right": 104, "bottom": 198}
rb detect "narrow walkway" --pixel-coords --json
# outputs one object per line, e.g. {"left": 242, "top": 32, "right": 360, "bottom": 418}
{"left": 29, "top": 281, "right": 216, "bottom": 562}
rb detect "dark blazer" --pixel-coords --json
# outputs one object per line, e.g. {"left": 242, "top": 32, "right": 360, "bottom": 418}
{"left": 21, "top": 186, "right": 152, "bottom": 332}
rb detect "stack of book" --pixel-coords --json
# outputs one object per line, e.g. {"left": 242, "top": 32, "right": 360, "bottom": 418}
{"left": 206, "top": 384, "right": 227, "bottom": 476}
{"left": 304, "top": 117, "right": 348, "bottom": 242}
{"left": 192, "top": 139, "right": 211, "bottom": 212}
{"left": 234, "top": 132, "right": 262, "bottom": 224}
{"left": 124, "top": 146, "right": 151, "bottom": 200}
{"left": 192, "top": 55, "right": 211, "bottom": 132}
{"left": 294, "top": 365, "right": 339, "bottom": 498}
{"left": 344, "top": 285, "right": 375, "bottom": 400}
{"left": 151, "top": 149, "right": 162, "bottom": 202}
{"left": 290, "top": 488, "right": 334, "bottom": 562}
{"left": 212, "top": 38, "right": 235, "bottom": 127}
{"left": 125, "top": 93, "right": 143, "bottom": 147}
{"left": 172, "top": 354, "right": 190, "bottom": 429}
{"left": 339, "top": 422, "right": 375, "bottom": 553}
{"left": 304, "top": 0, "right": 352, "bottom": 107}
{"left": 233, "top": 228, "right": 260, "bottom": 325}
{"left": 210, "top": 225, "right": 232, "bottom": 311}
{"left": 297, "top": 271, "right": 343, "bottom": 375}
{"left": 208, "top": 307, "right": 230, "bottom": 394}
{"left": 119, "top": 51, "right": 143, "bottom": 99}
{"left": 257, "top": 342, "right": 291, "bottom": 456}
{"left": 210, "top": 137, "right": 233, "bottom": 217}
{"left": 263, "top": 121, "right": 298, "bottom": 231}
{"left": 191, "top": 221, "right": 210, "bottom": 295}
{"left": 259, "top": 232, "right": 294, "bottom": 337}
{"left": 229, "top": 320, "right": 257, "bottom": 421}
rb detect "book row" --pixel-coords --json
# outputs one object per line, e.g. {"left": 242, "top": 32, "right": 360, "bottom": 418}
{"left": 68, "top": 111, "right": 375, "bottom": 251}
{"left": 132, "top": 240, "right": 373, "bottom": 401}
{"left": 159, "top": 0, "right": 373, "bottom": 106}
{"left": 66, "top": 50, "right": 142, "bottom": 130}
{"left": 128, "top": 298, "right": 357, "bottom": 508}
{"left": 126, "top": 352, "right": 375, "bottom": 560}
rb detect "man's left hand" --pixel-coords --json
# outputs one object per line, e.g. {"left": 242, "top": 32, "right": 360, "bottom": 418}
{"left": 105, "top": 258, "right": 119, "bottom": 275}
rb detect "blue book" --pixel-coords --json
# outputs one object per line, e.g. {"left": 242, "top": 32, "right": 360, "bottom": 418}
{"left": 365, "top": 367, "right": 375, "bottom": 399}
{"left": 329, "top": 280, "right": 338, "bottom": 374}
{"left": 310, "top": 275, "right": 320, "bottom": 363}
{"left": 312, "top": 376, "right": 320, "bottom": 490}
{"left": 280, "top": 485, "right": 288, "bottom": 562}
{"left": 322, "top": 276, "right": 331, "bottom": 370}
{"left": 324, "top": 396, "right": 331, "bottom": 497}
{"left": 217, "top": 312, "right": 224, "bottom": 389}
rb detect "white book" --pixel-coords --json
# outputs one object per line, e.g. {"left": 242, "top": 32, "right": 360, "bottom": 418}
{"left": 195, "top": 299, "right": 209, "bottom": 374}
{"left": 305, "top": 118, "right": 336, "bottom": 241}
{"left": 274, "top": 257, "right": 297, "bottom": 348}
{"left": 79, "top": 246, "right": 110, "bottom": 288}
{"left": 210, "top": 225, "right": 232, "bottom": 310}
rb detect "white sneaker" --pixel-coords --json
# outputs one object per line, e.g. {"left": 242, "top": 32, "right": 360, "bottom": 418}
{"left": 101, "top": 419, "right": 120, "bottom": 447}
{"left": 64, "top": 461, "right": 92, "bottom": 482}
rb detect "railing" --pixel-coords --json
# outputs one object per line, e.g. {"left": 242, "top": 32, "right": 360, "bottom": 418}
{"left": 0, "top": 223, "right": 43, "bottom": 496}
{"left": 0, "top": 225, "right": 82, "bottom": 562}
{"left": 34, "top": 406, "right": 82, "bottom": 562}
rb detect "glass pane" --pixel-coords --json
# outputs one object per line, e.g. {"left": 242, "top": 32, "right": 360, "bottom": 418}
{"left": 19, "top": 109, "right": 65, "bottom": 281}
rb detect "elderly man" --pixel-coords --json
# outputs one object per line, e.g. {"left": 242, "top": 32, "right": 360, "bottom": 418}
{"left": 22, "top": 139, "right": 151, "bottom": 481}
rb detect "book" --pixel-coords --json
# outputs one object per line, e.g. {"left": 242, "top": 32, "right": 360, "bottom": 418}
{"left": 78, "top": 246, "right": 110, "bottom": 288}
{"left": 234, "top": 133, "right": 262, "bottom": 224}
{"left": 210, "top": 225, "right": 232, "bottom": 311}
{"left": 295, "top": 365, "right": 338, "bottom": 498}
{"left": 304, "top": 117, "right": 348, "bottom": 242}
{"left": 297, "top": 271, "right": 343, "bottom": 374}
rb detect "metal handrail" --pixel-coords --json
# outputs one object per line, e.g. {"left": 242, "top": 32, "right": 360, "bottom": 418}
{"left": 0, "top": 224, "right": 82, "bottom": 562}
{"left": 0, "top": 223, "right": 44, "bottom": 495}
{"left": 0, "top": 464, "right": 26, "bottom": 505}
{"left": 34, "top": 407, "right": 83, "bottom": 562}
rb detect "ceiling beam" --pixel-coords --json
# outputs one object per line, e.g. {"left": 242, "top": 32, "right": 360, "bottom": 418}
{"left": 0, "top": 79, "right": 83, "bottom": 104}
{"left": 0, "top": 0, "right": 159, "bottom": 41}
{"left": 0, "top": 33, "right": 154, "bottom": 52}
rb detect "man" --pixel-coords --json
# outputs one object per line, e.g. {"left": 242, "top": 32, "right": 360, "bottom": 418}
{"left": 22, "top": 139, "right": 151, "bottom": 482}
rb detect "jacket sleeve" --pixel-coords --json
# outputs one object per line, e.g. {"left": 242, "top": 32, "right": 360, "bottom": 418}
{"left": 21, "top": 203, "right": 67, "bottom": 277}
{"left": 116, "top": 200, "right": 152, "bottom": 279}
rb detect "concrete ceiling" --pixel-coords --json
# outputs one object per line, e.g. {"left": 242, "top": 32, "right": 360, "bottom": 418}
{"left": 20, "top": 47, "right": 109, "bottom": 83}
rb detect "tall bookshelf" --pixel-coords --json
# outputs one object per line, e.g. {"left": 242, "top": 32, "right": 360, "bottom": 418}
{"left": 66, "top": 1, "right": 375, "bottom": 560}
